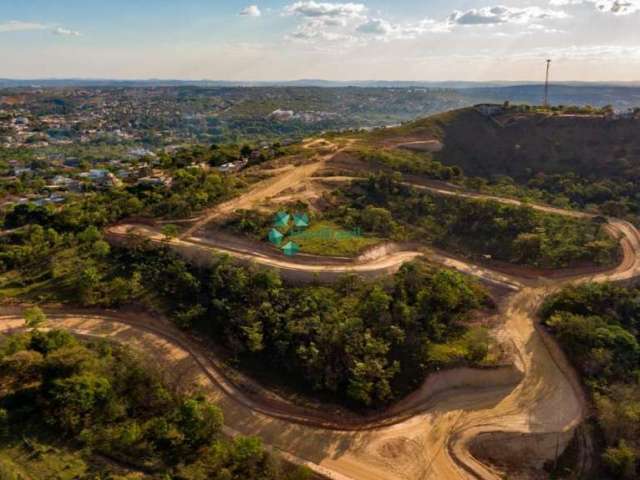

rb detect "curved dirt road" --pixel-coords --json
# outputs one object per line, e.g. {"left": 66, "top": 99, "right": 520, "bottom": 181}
{"left": 4, "top": 149, "right": 640, "bottom": 479}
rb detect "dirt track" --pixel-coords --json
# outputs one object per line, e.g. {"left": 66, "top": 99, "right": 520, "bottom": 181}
{"left": 4, "top": 142, "right": 640, "bottom": 479}
{"left": 179, "top": 138, "right": 341, "bottom": 239}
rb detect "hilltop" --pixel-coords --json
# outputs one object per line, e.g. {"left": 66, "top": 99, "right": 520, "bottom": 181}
{"left": 368, "top": 106, "right": 640, "bottom": 180}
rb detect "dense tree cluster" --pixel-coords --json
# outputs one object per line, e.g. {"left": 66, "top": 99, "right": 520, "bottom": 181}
{"left": 353, "top": 146, "right": 463, "bottom": 180}
{"left": 542, "top": 283, "right": 640, "bottom": 479}
{"left": 0, "top": 215, "right": 493, "bottom": 409}
{"left": 115, "top": 244, "right": 492, "bottom": 407}
{"left": 330, "top": 173, "right": 618, "bottom": 268}
{"left": 0, "top": 329, "right": 310, "bottom": 479}
{"left": 2, "top": 169, "right": 239, "bottom": 229}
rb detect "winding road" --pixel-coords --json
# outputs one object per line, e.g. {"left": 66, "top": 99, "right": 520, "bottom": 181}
{"left": 4, "top": 142, "right": 640, "bottom": 479}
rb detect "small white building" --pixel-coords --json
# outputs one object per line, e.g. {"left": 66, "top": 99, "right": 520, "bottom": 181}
{"left": 13, "top": 167, "right": 33, "bottom": 176}
{"left": 268, "top": 109, "right": 295, "bottom": 121}
{"left": 217, "top": 158, "right": 248, "bottom": 173}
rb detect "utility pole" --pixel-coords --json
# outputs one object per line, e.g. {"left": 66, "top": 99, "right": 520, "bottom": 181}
{"left": 544, "top": 59, "right": 551, "bottom": 108}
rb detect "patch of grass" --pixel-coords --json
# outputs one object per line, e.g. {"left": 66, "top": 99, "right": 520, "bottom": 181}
{"left": 0, "top": 248, "right": 80, "bottom": 303}
{"left": 223, "top": 210, "right": 383, "bottom": 257}
{"left": 286, "top": 220, "right": 381, "bottom": 257}
{"left": 425, "top": 326, "right": 497, "bottom": 368}
{"left": 0, "top": 438, "right": 92, "bottom": 479}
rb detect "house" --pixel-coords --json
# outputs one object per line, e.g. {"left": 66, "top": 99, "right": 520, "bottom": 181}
{"left": 217, "top": 158, "right": 248, "bottom": 173}
{"left": 63, "top": 158, "right": 82, "bottom": 168}
{"left": 51, "top": 175, "right": 74, "bottom": 187}
{"left": 116, "top": 169, "right": 133, "bottom": 179}
{"left": 13, "top": 167, "right": 33, "bottom": 176}
{"left": 475, "top": 104, "right": 505, "bottom": 117}
{"left": 611, "top": 109, "right": 638, "bottom": 120}
{"left": 128, "top": 147, "right": 156, "bottom": 159}
{"left": 32, "top": 193, "right": 66, "bottom": 207}
{"left": 137, "top": 174, "right": 172, "bottom": 187}
{"left": 79, "top": 169, "right": 121, "bottom": 188}
{"left": 97, "top": 172, "right": 122, "bottom": 188}
{"left": 47, "top": 175, "right": 75, "bottom": 190}
{"left": 268, "top": 109, "right": 295, "bottom": 121}
{"left": 81, "top": 169, "right": 109, "bottom": 180}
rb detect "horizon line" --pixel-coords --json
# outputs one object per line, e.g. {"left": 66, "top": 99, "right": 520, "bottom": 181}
{"left": 1, "top": 77, "right": 639, "bottom": 85}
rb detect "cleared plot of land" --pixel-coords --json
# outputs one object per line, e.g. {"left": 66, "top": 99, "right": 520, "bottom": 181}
{"left": 7, "top": 136, "right": 640, "bottom": 480}
{"left": 100, "top": 165, "right": 640, "bottom": 480}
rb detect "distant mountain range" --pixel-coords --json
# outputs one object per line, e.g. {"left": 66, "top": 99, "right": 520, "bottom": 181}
{"left": 1, "top": 79, "right": 639, "bottom": 110}
{"left": 1, "top": 78, "right": 639, "bottom": 89}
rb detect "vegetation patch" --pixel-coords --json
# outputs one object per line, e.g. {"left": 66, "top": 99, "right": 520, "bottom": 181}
{"left": 287, "top": 220, "right": 380, "bottom": 257}
{"left": 364, "top": 107, "right": 640, "bottom": 222}
{"left": 348, "top": 144, "right": 462, "bottom": 180}
{"left": 328, "top": 173, "right": 618, "bottom": 269}
{"left": 224, "top": 210, "right": 382, "bottom": 257}
{"left": 109, "top": 244, "right": 496, "bottom": 408}
{"left": 0, "top": 328, "right": 311, "bottom": 479}
{"left": 541, "top": 283, "right": 640, "bottom": 479}
{"left": 0, "top": 199, "right": 498, "bottom": 410}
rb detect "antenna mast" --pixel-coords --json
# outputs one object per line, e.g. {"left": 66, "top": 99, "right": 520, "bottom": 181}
{"left": 544, "top": 59, "right": 551, "bottom": 108}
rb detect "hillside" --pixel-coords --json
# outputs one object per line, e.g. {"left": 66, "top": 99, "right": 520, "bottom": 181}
{"left": 376, "top": 107, "right": 640, "bottom": 180}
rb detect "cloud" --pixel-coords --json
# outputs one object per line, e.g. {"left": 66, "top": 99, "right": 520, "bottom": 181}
{"left": 356, "top": 18, "right": 394, "bottom": 35}
{"left": 239, "top": 5, "right": 262, "bottom": 17}
{"left": 53, "top": 27, "right": 81, "bottom": 36}
{"left": 550, "top": 0, "right": 640, "bottom": 13}
{"left": 285, "top": 1, "right": 569, "bottom": 45}
{"left": 356, "top": 18, "right": 439, "bottom": 39}
{"left": 448, "top": 5, "right": 568, "bottom": 25}
{"left": 285, "top": 1, "right": 368, "bottom": 44}
{"left": 0, "top": 20, "right": 47, "bottom": 33}
{"left": 288, "top": 19, "right": 357, "bottom": 42}
{"left": 0, "top": 20, "right": 82, "bottom": 37}
{"left": 527, "top": 23, "right": 564, "bottom": 33}
{"left": 285, "top": 1, "right": 366, "bottom": 19}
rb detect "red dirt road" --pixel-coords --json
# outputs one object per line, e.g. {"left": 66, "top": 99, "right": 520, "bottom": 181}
{"left": 4, "top": 143, "right": 640, "bottom": 479}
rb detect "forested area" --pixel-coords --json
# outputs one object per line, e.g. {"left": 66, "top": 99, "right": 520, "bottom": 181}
{"left": 112, "top": 244, "right": 494, "bottom": 407}
{"left": 0, "top": 328, "right": 311, "bottom": 479}
{"left": 470, "top": 172, "right": 640, "bottom": 220}
{"left": 0, "top": 195, "right": 494, "bottom": 410}
{"left": 329, "top": 173, "right": 618, "bottom": 268}
{"left": 2, "top": 161, "right": 242, "bottom": 224}
{"left": 541, "top": 283, "right": 640, "bottom": 479}
{"left": 351, "top": 146, "right": 463, "bottom": 180}
{"left": 373, "top": 108, "right": 640, "bottom": 222}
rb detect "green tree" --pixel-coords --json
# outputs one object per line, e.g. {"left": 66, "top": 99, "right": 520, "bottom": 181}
{"left": 49, "top": 373, "right": 112, "bottom": 433}
{"left": 23, "top": 306, "right": 46, "bottom": 328}
{"left": 603, "top": 440, "right": 637, "bottom": 479}
{"left": 240, "top": 145, "right": 252, "bottom": 158}
{"left": 161, "top": 224, "right": 180, "bottom": 242}
{"left": 92, "top": 239, "right": 111, "bottom": 258}
{"left": 177, "top": 398, "right": 224, "bottom": 448}
{"left": 77, "top": 264, "right": 102, "bottom": 306}
{"left": 360, "top": 206, "right": 394, "bottom": 236}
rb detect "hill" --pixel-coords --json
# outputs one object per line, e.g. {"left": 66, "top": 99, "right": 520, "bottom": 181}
{"left": 362, "top": 107, "right": 640, "bottom": 218}
{"left": 375, "top": 107, "right": 640, "bottom": 180}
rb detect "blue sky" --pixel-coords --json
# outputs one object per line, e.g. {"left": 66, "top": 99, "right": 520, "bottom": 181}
{"left": 1, "top": 0, "right": 639, "bottom": 80}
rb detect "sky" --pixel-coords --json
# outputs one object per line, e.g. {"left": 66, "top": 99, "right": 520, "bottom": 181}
{"left": 1, "top": 0, "right": 639, "bottom": 81}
